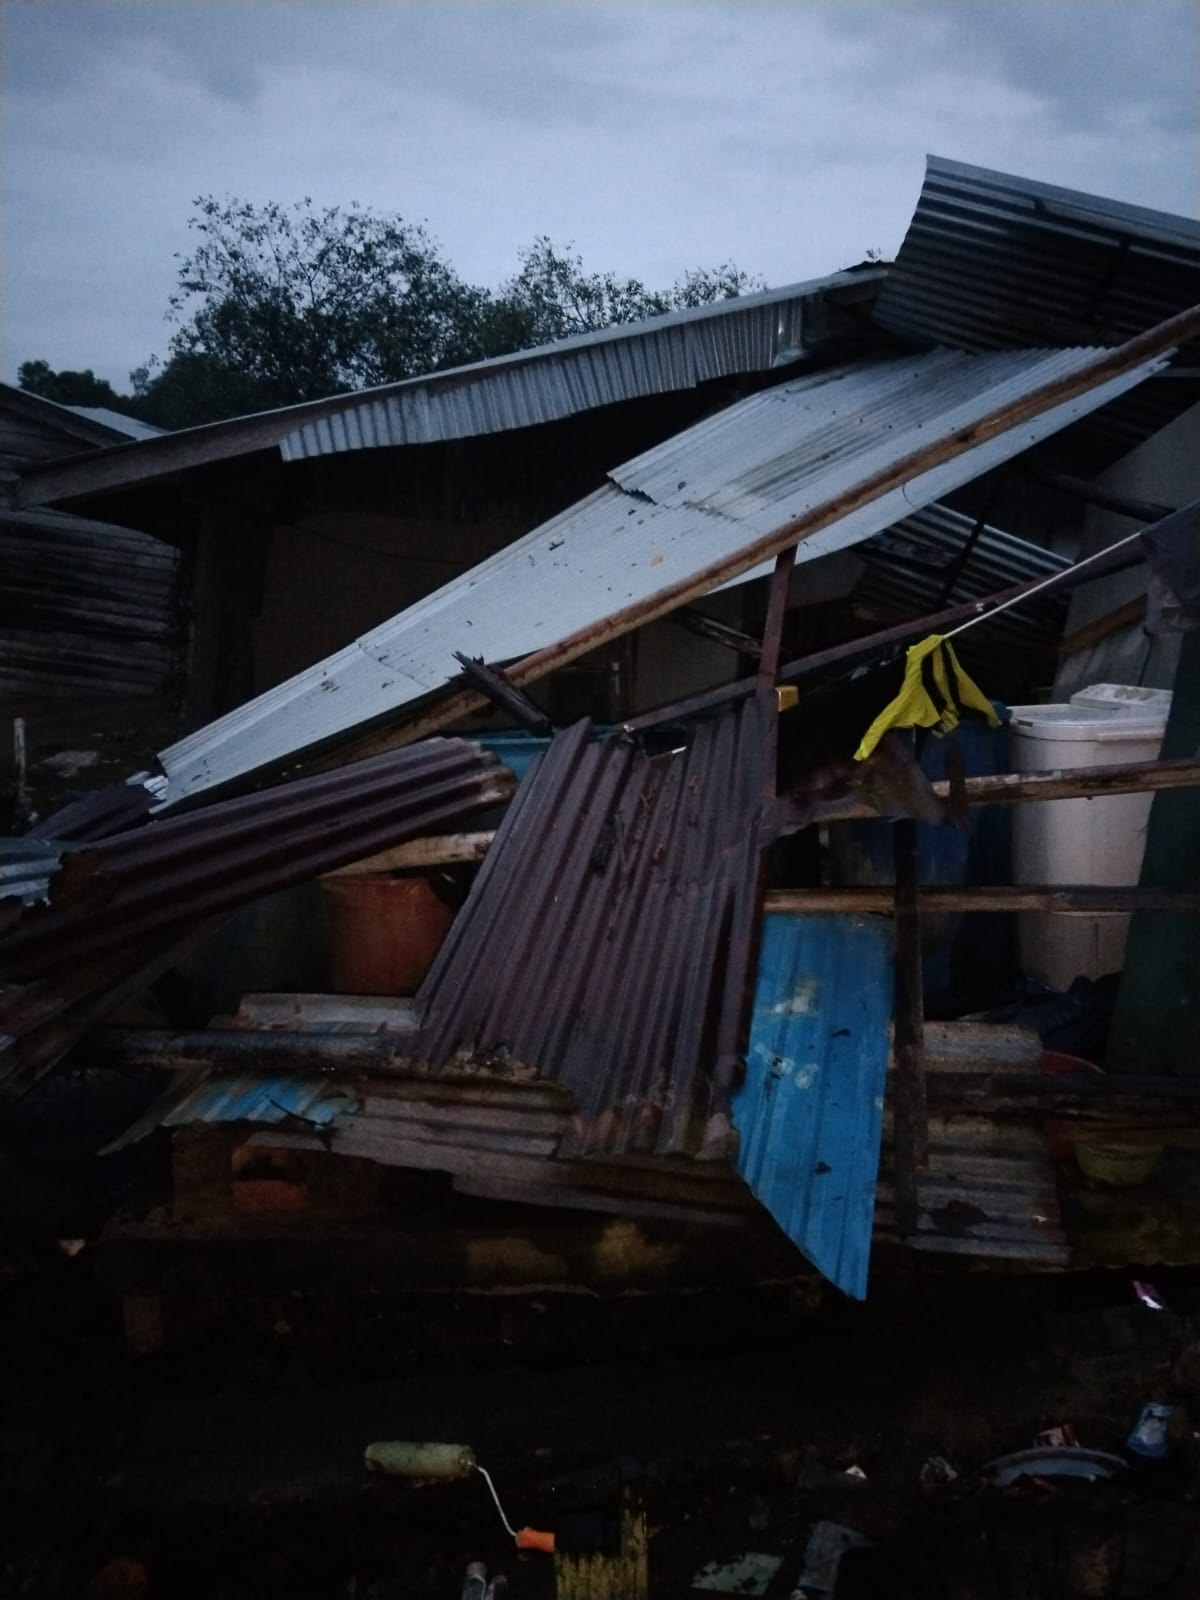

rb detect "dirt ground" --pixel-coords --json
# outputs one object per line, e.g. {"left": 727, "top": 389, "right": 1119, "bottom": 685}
{"left": 2, "top": 1245, "right": 1198, "bottom": 1599}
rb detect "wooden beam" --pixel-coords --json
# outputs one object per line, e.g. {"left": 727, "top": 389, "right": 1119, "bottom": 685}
{"left": 765, "top": 885, "right": 1200, "bottom": 915}
{"left": 1058, "top": 597, "right": 1147, "bottom": 659}
{"left": 670, "top": 609, "right": 764, "bottom": 658}
{"left": 452, "top": 652, "right": 553, "bottom": 735}
{"left": 621, "top": 541, "right": 1145, "bottom": 734}
{"left": 321, "top": 832, "right": 495, "bottom": 876}
{"left": 938, "top": 756, "right": 1200, "bottom": 809}
{"left": 332, "top": 757, "right": 1200, "bottom": 874}
{"left": 891, "top": 819, "right": 927, "bottom": 1236}
{"left": 1018, "top": 467, "right": 1175, "bottom": 525}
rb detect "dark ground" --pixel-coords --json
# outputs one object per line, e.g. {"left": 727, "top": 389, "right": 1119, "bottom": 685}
{"left": 3, "top": 1240, "right": 1199, "bottom": 1600}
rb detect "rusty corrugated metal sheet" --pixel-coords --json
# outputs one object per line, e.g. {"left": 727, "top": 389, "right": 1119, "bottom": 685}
{"left": 0, "top": 506, "right": 185, "bottom": 702}
{"left": 25, "top": 779, "right": 160, "bottom": 847}
{"left": 0, "top": 738, "right": 514, "bottom": 983}
{"left": 876, "top": 1023, "right": 1069, "bottom": 1266}
{"left": 414, "top": 704, "right": 770, "bottom": 1159}
{"left": 877, "top": 1118, "right": 1069, "bottom": 1266}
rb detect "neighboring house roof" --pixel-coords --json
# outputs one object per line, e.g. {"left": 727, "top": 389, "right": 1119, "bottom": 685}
{"left": 156, "top": 339, "right": 1170, "bottom": 807}
{"left": 64, "top": 405, "right": 164, "bottom": 441}
{"left": 14, "top": 268, "right": 886, "bottom": 507}
{"left": 0, "top": 381, "right": 145, "bottom": 470}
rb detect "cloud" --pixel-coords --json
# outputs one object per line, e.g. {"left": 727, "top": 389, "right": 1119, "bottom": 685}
{"left": 1, "top": 0, "right": 1196, "bottom": 387}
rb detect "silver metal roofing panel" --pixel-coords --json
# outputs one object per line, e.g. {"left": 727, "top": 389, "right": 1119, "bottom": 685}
{"left": 854, "top": 503, "right": 1071, "bottom": 655}
{"left": 0, "top": 838, "right": 64, "bottom": 905}
{"left": 875, "top": 155, "right": 1200, "bottom": 352}
{"left": 17, "top": 272, "right": 882, "bottom": 506}
{"left": 64, "top": 406, "right": 165, "bottom": 440}
{"left": 278, "top": 274, "right": 867, "bottom": 459}
{"left": 103, "top": 1069, "right": 357, "bottom": 1150}
{"left": 157, "top": 343, "right": 1166, "bottom": 806}
{"left": 872, "top": 155, "right": 1200, "bottom": 454}
{"left": 158, "top": 1072, "right": 354, "bottom": 1129}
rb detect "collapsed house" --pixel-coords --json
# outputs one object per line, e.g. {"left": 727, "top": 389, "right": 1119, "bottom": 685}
{"left": 2, "top": 155, "right": 1200, "bottom": 1321}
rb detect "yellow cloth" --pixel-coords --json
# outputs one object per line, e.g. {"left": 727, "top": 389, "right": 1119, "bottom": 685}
{"left": 854, "top": 635, "right": 999, "bottom": 761}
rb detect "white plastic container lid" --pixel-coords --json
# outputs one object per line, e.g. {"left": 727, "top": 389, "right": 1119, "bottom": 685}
{"left": 1068, "top": 683, "right": 1173, "bottom": 715}
{"left": 1007, "top": 682, "right": 1171, "bottom": 744}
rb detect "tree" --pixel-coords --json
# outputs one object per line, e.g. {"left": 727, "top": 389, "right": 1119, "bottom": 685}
{"left": 21, "top": 198, "right": 763, "bottom": 429}
{"left": 486, "top": 238, "right": 761, "bottom": 348}
{"left": 152, "top": 196, "right": 491, "bottom": 407}
{"left": 17, "top": 359, "right": 136, "bottom": 413}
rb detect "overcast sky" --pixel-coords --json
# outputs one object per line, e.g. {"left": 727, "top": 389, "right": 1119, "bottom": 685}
{"left": 2, "top": 0, "right": 1197, "bottom": 389}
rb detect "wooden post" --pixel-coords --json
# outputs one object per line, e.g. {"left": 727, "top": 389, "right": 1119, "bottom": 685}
{"left": 891, "top": 818, "right": 927, "bottom": 1236}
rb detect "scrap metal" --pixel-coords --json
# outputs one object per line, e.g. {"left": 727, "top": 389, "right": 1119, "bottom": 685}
{"left": 732, "top": 911, "right": 896, "bottom": 1299}
{"left": 414, "top": 704, "right": 772, "bottom": 1159}
{"left": 0, "top": 737, "right": 514, "bottom": 982}
{"left": 873, "top": 154, "right": 1200, "bottom": 455}
{"left": 153, "top": 334, "right": 1177, "bottom": 807}
{"left": 16, "top": 271, "right": 882, "bottom": 507}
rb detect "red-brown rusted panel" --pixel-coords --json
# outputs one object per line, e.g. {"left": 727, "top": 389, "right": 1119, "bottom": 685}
{"left": 414, "top": 705, "right": 771, "bottom": 1159}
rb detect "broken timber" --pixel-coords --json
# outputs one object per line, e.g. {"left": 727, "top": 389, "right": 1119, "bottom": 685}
{"left": 451, "top": 652, "right": 553, "bottom": 735}
{"left": 371, "top": 757, "right": 1200, "bottom": 871}
{"left": 765, "top": 886, "right": 1200, "bottom": 915}
{"left": 891, "top": 818, "right": 927, "bottom": 1235}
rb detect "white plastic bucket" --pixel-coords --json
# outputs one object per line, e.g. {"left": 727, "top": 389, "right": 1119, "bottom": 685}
{"left": 1008, "top": 684, "right": 1170, "bottom": 989}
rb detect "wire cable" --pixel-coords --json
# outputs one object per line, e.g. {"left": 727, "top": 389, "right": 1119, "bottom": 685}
{"left": 471, "top": 1464, "right": 518, "bottom": 1540}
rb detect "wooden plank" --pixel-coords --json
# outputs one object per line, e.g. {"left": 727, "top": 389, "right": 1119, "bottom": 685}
{"left": 344, "top": 758, "right": 1200, "bottom": 873}
{"left": 929, "top": 756, "right": 1200, "bottom": 809}
{"left": 1058, "top": 597, "right": 1147, "bottom": 659}
{"left": 891, "top": 819, "right": 927, "bottom": 1235}
{"left": 765, "top": 885, "right": 1200, "bottom": 915}
{"left": 452, "top": 651, "right": 553, "bottom": 735}
{"left": 321, "top": 831, "right": 495, "bottom": 876}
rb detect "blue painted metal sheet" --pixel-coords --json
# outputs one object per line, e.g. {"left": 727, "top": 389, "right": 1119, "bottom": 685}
{"left": 733, "top": 911, "right": 894, "bottom": 1299}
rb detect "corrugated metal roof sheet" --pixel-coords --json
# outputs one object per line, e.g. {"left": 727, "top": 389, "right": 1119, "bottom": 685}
{"left": 0, "top": 738, "right": 514, "bottom": 988}
{"left": 877, "top": 1118, "right": 1069, "bottom": 1266}
{"left": 0, "top": 506, "right": 185, "bottom": 702}
{"left": 0, "top": 382, "right": 142, "bottom": 470}
{"left": 413, "top": 705, "right": 769, "bottom": 1159}
{"left": 854, "top": 503, "right": 1071, "bottom": 678}
{"left": 732, "top": 911, "right": 895, "bottom": 1300}
{"left": 100, "top": 1068, "right": 357, "bottom": 1153}
{"left": 16, "top": 271, "right": 883, "bottom": 506}
{"left": 64, "top": 407, "right": 164, "bottom": 440}
{"left": 0, "top": 839, "right": 64, "bottom": 906}
{"left": 157, "top": 342, "right": 1166, "bottom": 807}
{"left": 25, "top": 779, "right": 160, "bottom": 848}
{"left": 276, "top": 272, "right": 876, "bottom": 460}
{"left": 873, "top": 155, "right": 1200, "bottom": 454}
{"left": 164, "top": 1072, "right": 354, "bottom": 1129}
